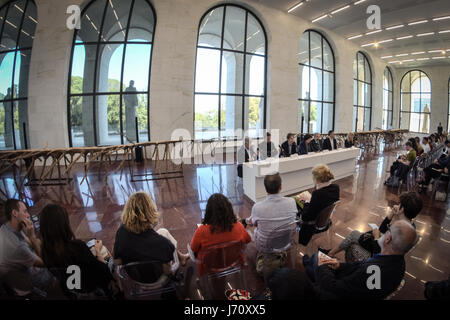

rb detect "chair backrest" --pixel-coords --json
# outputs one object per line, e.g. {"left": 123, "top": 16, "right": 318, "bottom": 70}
{"left": 200, "top": 240, "right": 244, "bottom": 275}
{"left": 315, "top": 201, "right": 340, "bottom": 230}
{"left": 0, "top": 265, "right": 32, "bottom": 297}
{"left": 255, "top": 219, "right": 297, "bottom": 254}
{"left": 117, "top": 261, "right": 175, "bottom": 300}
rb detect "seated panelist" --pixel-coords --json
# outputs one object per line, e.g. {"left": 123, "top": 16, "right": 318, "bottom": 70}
{"left": 280, "top": 133, "right": 298, "bottom": 157}
{"left": 298, "top": 134, "right": 313, "bottom": 155}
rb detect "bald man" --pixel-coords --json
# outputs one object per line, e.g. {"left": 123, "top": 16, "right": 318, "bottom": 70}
{"left": 303, "top": 220, "right": 417, "bottom": 299}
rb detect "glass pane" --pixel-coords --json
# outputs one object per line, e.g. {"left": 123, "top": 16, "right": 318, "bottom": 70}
{"left": 401, "top": 73, "right": 411, "bottom": 92}
{"left": 123, "top": 93, "right": 148, "bottom": 143}
{"left": 353, "top": 55, "right": 357, "bottom": 79}
{"left": 411, "top": 93, "right": 420, "bottom": 112}
{"left": 357, "top": 54, "right": 365, "bottom": 81}
{"left": 322, "top": 103, "right": 334, "bottom": 134}
{"left": 357, "top": 107, "right": 364, "bottom": 132}
{"left": 70, "top": 96, "right": 95, "bottom": 147}
{"left": 298, "top": 32, "right": 309, "bottom": 65}
{"left": 400, "top": 112, "right": 410, "bottom": 130}
{"left": 14, "top": 49, "right": 31, "bottom": 98}
{"left": 18, "top": 1, "right": 37, "bottom": 48}
{"left": 301, "top": 100, "right": 309, "bottom": 134}
{"left": 195, "top": 94, "right": 219, "bottom": 140}
{"left": 310, "top": 102, "right": 322, "bottom": 134}
{"left": 14, "top": 101, "right": 26, "bottom": 149}
{"left": 323, "top": 71, "right": 333, "bottom": 102}
{"left": 387, "top": 110, "right": 393, "bottom": 128}
{"left": 0, "top": 52, "right": 14, "bottom": 98}
{"left": 195, "top": 48, "right": 220, "bottom": 93}
{"left": 0, "top": 1, "right": 24, "bottom": 51}
{"left": 246, "top": 13, "right": 265, "bottom": 55}
{"left": 310, "top": 32, "right": 322, "bottom": 69}
{"left": 364, "top": 84, "right": 371, "bottom": 107}
{"left": 410, "top": 71, "right": 421, "bottom": 92}
{"left": 388, "top": 70, "right": 393, "bottom": 89}
{"left": 310, "top": 68, "right": 322, "bottom": 101}
{"left": 420, "top": 74, "right": 431, "bottom": 92}
{"left": 100, "top": 0, "right": 131, "bottom": 42}
{"left": 364, "top": 58, "right": 371, "bottom": 83}
{"left": 420, "top": 94, "right": 430, "bottom": 113}
{"left": 223, "top": 6, "right": 245, "bottom": 51}
{"left": 364, "top": 107, "right": 371, "bottom": 131}
{"left": 78, "top": 0, "right": 106, "bottom": 43}
{"left": 401, "top": 94, "right": 411, "bottom": 112}
{"left": 299, "top": 65, "right": 310, "bottom": 99}
{"left": 245, "top": 54, "right": 265, "bottom": 96}
{"left": 221, "top": 51, "right": 243, "bottom": 94}
{"left": 70, "top": 45, "right": 96, "bottom": 94}
{"left": 220, "top": 95, "right": 242, "bottom": 138}
{"left": 96, "top": 94, "right": 121, "bottom": 146}
{"left": 382, "top": 110, "right": 387, "bottom": 130}
{"left": 245, "top": 97, "right": 263, "bottom": 137}
{"left": 353, "top": 107, "right": 357, "bottom": 132}
{"left": 198, "top": 6, "right": 224, "bottom": 48}
{"left": 323, "top": 40, "right": 333, "bottom": 72}
{"left": 353, "top": 80, "right": 357, "bottom": 105}
{"left": 123, "top": 43, "right": 151, "bottom": 92}
{"left": 0, "top": 99, "right": 14, "bottom": 149}
{"left": 128, "top": 0, "right": 155, "bottom": 42}
{"left": 97, "top": 43, "right": 123, "bottom": 93}
{"left": 410, "top": 112, "right": 420, "bottom": 132}
{"left": 358, "top": 81, "right": 365, "bottom": 106}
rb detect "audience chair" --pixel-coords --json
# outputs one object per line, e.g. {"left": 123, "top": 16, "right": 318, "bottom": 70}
{"left": 116, "top": 261, "right": 180, "bottom": 300}
{"left": 301, "top": 201, "right": 340, "bottom": 256}
{"left": 192, "top": 240, "right": 247, "bottom": 300}
{"left": 0, "top": 265, "right": 47, "bottom": 299}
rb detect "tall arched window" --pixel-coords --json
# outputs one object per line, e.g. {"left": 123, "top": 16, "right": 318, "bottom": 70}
{"left": 194, "top": 4, "right": 267, "bottom": 140}
{"left": 0, "top": 0, "right": 36, "bottom": 150}
{"left": 400, "top": 70, "right": 431, "bottom": 133}
{"left": 382, "top": 67, "right": 393, "bottom": 130}
{"left": 298, "top": 30, "right": 335, "bottom": 134}
{"left": 353, "top": 52, "right": 372, "bottom": 132}
{"left": 68, "top": 0, "right": 155, "bottom": 147}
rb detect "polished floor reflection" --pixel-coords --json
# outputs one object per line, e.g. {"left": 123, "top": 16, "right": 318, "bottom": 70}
{"left": 0, "top": 147, "right": 449, "bottom": 299}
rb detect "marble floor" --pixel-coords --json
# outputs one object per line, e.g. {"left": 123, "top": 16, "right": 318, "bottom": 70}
{"left": 0, "top": 146, "right": 449, "bottom": 299}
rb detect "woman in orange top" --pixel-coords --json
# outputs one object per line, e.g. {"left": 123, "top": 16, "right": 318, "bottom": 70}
{"left": 190, "top": 193, "right": 251, "bottom": 276}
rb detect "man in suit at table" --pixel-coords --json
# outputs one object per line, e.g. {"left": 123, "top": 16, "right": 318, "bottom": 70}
{"left": 280, "top": 133, "right": 297, "bottom": 157}
{"left": 258, "top": 132, "right": 278, "bottom": 160}
{"left": 237, "top": 137, "right": 257, "bottom": 178}
{"left": 298, "top": 134, "right": 313, "bottom": 155}
{"left": 310, "top": 133, "right": 322, "bottom": 152}
{"left": 323, "top": 130, "right": 337, "bottom": 151}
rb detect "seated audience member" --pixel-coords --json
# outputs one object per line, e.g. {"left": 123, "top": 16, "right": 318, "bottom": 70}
{"left": 298, "top": 134, "right": 313, "bottom": 155}
{"left": 253, "top": 268, "right": 316, "bottom": 300}
{"left": 419, "top": 152, "right": 450, "bottom": 191}
{"left": 237, "top": 137, "right": 257, "bottom": 178}
{"left": 424, "top": 277, "right": 450, "bottom": 300}
{"left": 408, "top": 137, "right": 419, "bottom": 154}
{"left": 422, "top": 137, "right": 431, "bottom": 154}
{"left": 415, "top": 137, "right": 424, "bottom": 156}
{"left": 323, "top": 130, "right": 337, "bottom": 151}
{"left": 280, "top": 133, "right": 298, "bottom": 157}
{"left": 442, "top": 139, "right": 450, "bottom": 156}
{"left": 327, "top": 192, "right": 422, "bottom": 262}
{"left": 385, "top": 141, "right": 416, "bottom": 185}
{"left": 114, "top": 192, "right": 189, "bottom": 274}
{"left": 310, "top": 133, "right": 322, "bottom": 152}
{"left": 39, "top": 204, "right": 116, "bottom": 296}
{"left": 245, "top": 173, "right": 297, "bottom": 276}
{"left": 0, "top": 199, "right": 51, "bottom": 295}
{"left": 258, "top": 132, "right": 278, "bottom": 160}
{"left": 190, "top": 193, "right": 251, "bottom": 276}
{"left": 297, "top": 164, "right": 340, "bottom": 246}
{"left": 344, "top": 132, "right": 355, "bottom": 148}
{"left": 303, "top": 220, "right": 417, "bottom": 300}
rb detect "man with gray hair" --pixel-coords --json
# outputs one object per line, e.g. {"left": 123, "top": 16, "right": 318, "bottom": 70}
{"left": 303, "top": 220, "right": 417, "bottom": 299}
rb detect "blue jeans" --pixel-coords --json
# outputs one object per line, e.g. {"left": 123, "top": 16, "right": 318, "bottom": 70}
{"left": 304, "top": 253, "right": 319, "bottom": 283}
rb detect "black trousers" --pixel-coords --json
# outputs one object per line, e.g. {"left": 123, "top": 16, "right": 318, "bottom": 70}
{"left": 423, "top": 164, "right": 444, "bottom": 185}
{"left": 390, "top": 161, "right": 410, "bottom": 181}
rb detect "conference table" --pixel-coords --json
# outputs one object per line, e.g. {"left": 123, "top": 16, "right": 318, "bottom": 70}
{"left": 243, "top": 147, "right": 361, "bottom": 202}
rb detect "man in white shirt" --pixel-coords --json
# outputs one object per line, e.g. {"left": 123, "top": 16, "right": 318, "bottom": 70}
{"left": 422, "top": 137, "right": 431, "bottom": 154}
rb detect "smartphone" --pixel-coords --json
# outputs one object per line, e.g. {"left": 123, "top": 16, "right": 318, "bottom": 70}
{"left": 318, "top": 250, "right": 332, "bottom": 261}
{"left": 86, "top": 239, "right": 96, "bottom": 248}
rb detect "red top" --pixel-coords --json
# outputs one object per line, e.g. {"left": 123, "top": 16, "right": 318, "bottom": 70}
{"left": 190, "top": 222, "right": 251, "bottom": 276}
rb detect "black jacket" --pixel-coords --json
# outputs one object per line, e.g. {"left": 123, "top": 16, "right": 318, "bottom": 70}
{"left": 298, "top": 184, "right": 340, "bottom": 245}
{"left": 280, "top": 141, "right": 297, "bottom": 157}
{"left": 344, "top": 139, "right": 354, "bottom": 148}
{"left": 298, "top": 141, "right": 309, "bottom": 155}
{"left": 310, "top": 140, "right": 322, "bottom": 152}
{"left": 323, "top": 138, "right": 337, "bottom": 151}
{"left": 315, "top": 254, "right": 405, "bottom": 300}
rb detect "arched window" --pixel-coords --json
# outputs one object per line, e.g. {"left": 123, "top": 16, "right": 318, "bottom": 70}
{"left": 0, "top": 0, "right": 36, "bottom": 150}
{"left": 298, "top": 30, "right": 334, "bottom": 134}
{"left": 382, "top": 67, "right": 393, "bottom": 130}
{"left": 353, "top": 52, "right": 372, "bottom": 132}
{"left": 400, "top": 70, "right": 431, "bottom": 133}
{"left": 68, "top": 0, "right": 155, "bottom": 147}
{"left": 194, "top": 4, "right": 267, "bottom": 140}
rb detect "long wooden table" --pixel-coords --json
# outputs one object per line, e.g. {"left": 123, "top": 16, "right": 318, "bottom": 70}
{"left": 243, "top": 147, "right": 361, "bottom": 202}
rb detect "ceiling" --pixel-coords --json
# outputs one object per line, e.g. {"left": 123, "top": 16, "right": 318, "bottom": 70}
{"left": 250, "top": 0, "right": 450, "bottom": 68}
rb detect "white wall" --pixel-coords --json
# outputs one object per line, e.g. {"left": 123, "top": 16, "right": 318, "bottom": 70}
{"left": 12, "top": 0, "right": 409, "bottom": 149}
